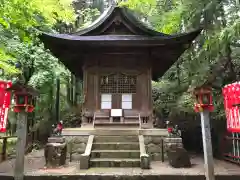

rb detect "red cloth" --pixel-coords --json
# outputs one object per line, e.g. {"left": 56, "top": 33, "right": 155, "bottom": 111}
{"left": 57, "top": 123, "right": 63, "bottom": 131}
{"left": 0, "top": 81, "right": 12, "bottom": 133}
{"left": 167, "top": 127, "right": 173, "bottom": 133}
{"left": 222, "top": 82, "right": 240, "bottom": 132}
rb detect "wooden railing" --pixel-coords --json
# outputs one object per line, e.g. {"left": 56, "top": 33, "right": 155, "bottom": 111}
{"left": 93, "top": 113, "right": 96, "bottom": 128}
{"left": 0, "top": 136, "right": 17, "bottom": 162}
{"left": 138, "top": 114, "right": 142, "bottom": 129}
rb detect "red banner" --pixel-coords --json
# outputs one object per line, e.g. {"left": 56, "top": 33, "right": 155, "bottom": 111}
{"left": 222, "top": 82, "right": 240, "bottom": 132}
{"left": 0, "top": 81, "right": 12, "bottom": 133}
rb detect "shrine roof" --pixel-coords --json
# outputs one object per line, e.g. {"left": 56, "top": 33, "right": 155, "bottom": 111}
{"left": 40, "top": 30, "right": 201, "bottom": 46}
{"left": 39, "top": 5, "right": 202, "bottom": 80}
{"left": 71, "top": 5, "right": 169, "bottom": 36}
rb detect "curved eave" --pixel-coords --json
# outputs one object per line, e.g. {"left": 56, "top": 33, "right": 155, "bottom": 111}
{"left": 40, "top": 28, "right": 201, "bottom": 80}
{"left": 72, "top": 5, "right": 169, "bottom": 36}
{"left": 40, "top": 28, "right": 201, "bottom": 47}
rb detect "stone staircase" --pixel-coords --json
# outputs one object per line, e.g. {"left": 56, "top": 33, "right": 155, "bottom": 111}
{"left": 94, "top": 120, "right": 140, "bottom": 128}
{"left": 90, "top": 135, "right": 141, "bottom": 167}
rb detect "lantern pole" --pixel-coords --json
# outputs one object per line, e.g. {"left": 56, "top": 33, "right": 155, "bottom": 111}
{"left": 192, "top": 86, "right": 215, "bottom": 180}
{"left": 200, "top": 109, "right": 215, "bottom": 180}
{"left": 14, "top": 111, "right": 28, "bottom": 180}
{"left": 13, "top": 62, "right": 28, "bottom": 180}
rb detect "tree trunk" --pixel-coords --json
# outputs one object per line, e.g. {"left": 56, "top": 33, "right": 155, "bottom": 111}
{"left": 176, "top": 61, "right": 181, "bottom": 86}
{"left": 55, "top": 77, "right": 60, "bottom": 122}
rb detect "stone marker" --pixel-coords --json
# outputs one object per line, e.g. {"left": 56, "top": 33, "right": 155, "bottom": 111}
{"left": 164, "top": 137, "right": 191, "bottom": 168}
{"left": 44, "top": 137, "right": 67, "bottom": 168}
{"left": 167, "top": 147, "right": 191, "bottom": 168}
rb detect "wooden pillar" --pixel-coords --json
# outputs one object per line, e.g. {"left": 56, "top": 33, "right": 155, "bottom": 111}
{"left": 82, "top": 67, "right": 88, "bottom": 124}
{"left": 82, "top": 66, "right": 87, "bottom": 109}
{"left": 95, "top": 68, "right": 99, "bottom": 110}
{"left": 148, "top": 68, "right": 153, "bottom": 116}
{"left": 140, "top": 72, "right": 147, "bottom": 111}
{"left": 55, "top": 77, "right": 60, "bottom": 122}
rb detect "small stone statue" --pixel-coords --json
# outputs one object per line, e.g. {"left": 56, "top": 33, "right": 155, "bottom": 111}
{"left": 166, "top": 121, "right": 181, "bottom": 137}
{"left": 171, "top": 125, "right": 181, "bottom": 137}
{"left": 52, "top": 121, "right": 63, "bottom": 136}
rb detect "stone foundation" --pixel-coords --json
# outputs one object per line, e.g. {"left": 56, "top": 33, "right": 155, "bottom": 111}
{"left": 144, "top": 136, "right": 184, "bottom": 161}
{"left": 144, "top": 136, "right": 166, "bottom": 161}
{"left": 64, "top": 135, "right": 183, "bottom": 163}
{"left": 164, "top": 137, "right": 183, "bottom": 151}
{"left": 63, "top": 129, "right": 172, "bottom": 165}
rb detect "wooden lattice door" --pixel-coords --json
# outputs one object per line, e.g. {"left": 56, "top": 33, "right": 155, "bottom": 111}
{"left": 99, "top": 73, "right": 136, "bottom": 109}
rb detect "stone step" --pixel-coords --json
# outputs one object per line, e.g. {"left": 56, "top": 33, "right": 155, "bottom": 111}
{"left": 94, "top": 122, "right": 139, "bottom": 128}
{"left": 91, "top": 150, "right": 140, "bottom": 158}
{"left": 94, "top": 136, "right": 139, "bottom": 142}
{"left": 90, "top": 158, "right": 140, "bottom": 167}
{"left": 94, "top": 119, "right": 110, "bottom": 123}
{"left": 92, "top": 142, "right": 139, "bottom": 150}
{"left": 94, "top": 119, "right": 139, "bottom": 123}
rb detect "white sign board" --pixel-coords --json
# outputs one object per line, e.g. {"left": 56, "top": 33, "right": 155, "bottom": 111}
{"left": 111, "top": 109, "right": 122, "bottom": 117}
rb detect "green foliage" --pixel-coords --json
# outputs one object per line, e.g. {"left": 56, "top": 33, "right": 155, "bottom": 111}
{"left": 0, "top": 0, "right": 75, "bottom": 74}
{"left": 119, "top": 0, "right": 157, "bottom": 13}
{"left": 0, "top": 137, "right": 17, "bottom": 156}
{"left": 76, "top": 8, "right": 101, "bottom": 29}
{"left": 124, "top": 0, "right": 240, "bottom": 119}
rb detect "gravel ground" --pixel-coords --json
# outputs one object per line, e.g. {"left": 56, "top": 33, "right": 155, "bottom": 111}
{"left": 0, "top": 150, "right": 240, "bottom": 176}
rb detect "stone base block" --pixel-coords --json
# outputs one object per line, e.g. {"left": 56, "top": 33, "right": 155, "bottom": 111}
{"left": 48, "top": 137, "right": 65, "bottom": 143}
{"left": 140, "top": 154, "right": 150, "bottom": 169}
{"left": 44, "top": 142, "right": 67, "bottom": 168}
{"left": 80, "top": 154, "right": 89, "bottom": 169}
{"left": 164, "top": 137, "right": 183, "bottom": 152}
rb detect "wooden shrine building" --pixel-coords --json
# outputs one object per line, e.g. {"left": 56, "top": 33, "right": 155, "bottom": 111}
{"left": 40, "top": 5, "right": 201, "bottom": 128}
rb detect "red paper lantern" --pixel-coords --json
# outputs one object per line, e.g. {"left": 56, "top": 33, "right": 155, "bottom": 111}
{"left": 193, "top": 86, "right": 214, "bottom": 112}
